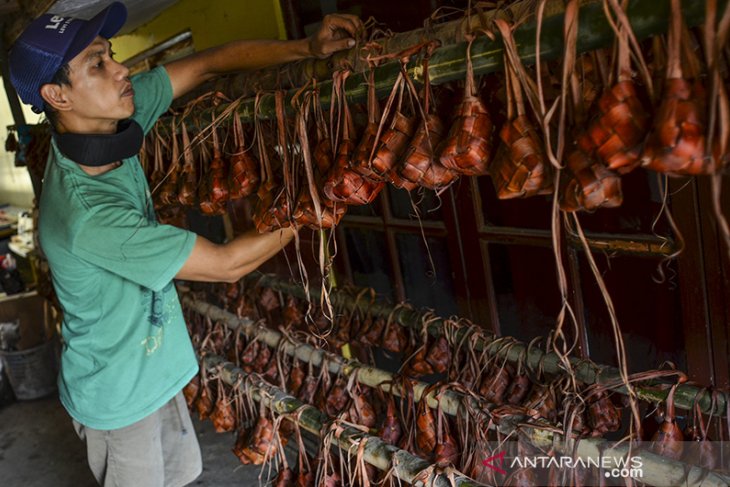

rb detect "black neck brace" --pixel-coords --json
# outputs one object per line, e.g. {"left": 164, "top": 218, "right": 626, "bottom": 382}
{"left": 54, "top": 119, "right": 144, "bottom": 167}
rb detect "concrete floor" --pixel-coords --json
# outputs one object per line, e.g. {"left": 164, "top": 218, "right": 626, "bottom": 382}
{"left": 0, "top": 393, "right": 269, "bottom": 486}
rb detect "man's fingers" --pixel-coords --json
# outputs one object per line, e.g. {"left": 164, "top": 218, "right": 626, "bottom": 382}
{"left": 324, "top": 14, "right": 362, "bottom": 38}
{"left": 310, "top": 14, "right": 363, "bottom": 58}
{"left": 325, "top": 37, "right": 357, "bottom": 54}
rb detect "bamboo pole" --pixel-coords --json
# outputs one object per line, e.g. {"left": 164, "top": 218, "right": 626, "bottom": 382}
{"left": 169, "top": 0, "right": 724, "bottom": 124}
{"left": 202, "top": 353, "right": 484, "bottom": 487}
{"left": 182, "top": 294, "right": 467, "bottom": 415}
{"left": 239, "top": 273, "right": 730, "bottom": 419}
{"left": 173, "top": 0, "right": 539, "bottom": 106}
{"left": 185, "top": 295, "right": 730, "bottom": 487}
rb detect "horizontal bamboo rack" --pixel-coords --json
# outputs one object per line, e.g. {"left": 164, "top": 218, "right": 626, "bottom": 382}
{"left": 183, "top": 294, "right": 730, "bottom": 487}
{"left": 202, "top": 353, "right": 484, "bottom": 487}
{"left": 169, "top": 0, "right": 725, "bottom": 124}
{"left": 240, "top": 273, "right": 730, "bottom": 419}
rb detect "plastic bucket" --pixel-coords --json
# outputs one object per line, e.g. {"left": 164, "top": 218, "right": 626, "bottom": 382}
{"left": 0, "top": 339, "right": 57, "bottom": 400}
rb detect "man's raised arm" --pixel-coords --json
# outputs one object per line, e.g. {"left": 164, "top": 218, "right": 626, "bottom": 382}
{"left": 163, "top": 14, "right": 362, "bottom": 100}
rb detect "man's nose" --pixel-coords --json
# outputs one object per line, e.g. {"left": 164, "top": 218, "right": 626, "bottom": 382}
{"left": 112, "top": 59, "right": 130, "bottom": 80}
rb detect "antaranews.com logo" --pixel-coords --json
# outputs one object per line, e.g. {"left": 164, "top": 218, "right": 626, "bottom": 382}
{"left": 480, "top": 450, "right": 644, "bottom": 484}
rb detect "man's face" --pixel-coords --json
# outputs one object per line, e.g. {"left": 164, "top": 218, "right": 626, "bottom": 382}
{"left": 63, "top": 36, "right": 134, "bottom": 128}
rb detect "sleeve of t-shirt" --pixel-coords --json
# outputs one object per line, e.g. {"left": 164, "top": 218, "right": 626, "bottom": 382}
{"left": 130, "top": 66, "right": 174, "bottom": 135}
{"left": 72, "top": 202, "right": 196, "bottom": 292}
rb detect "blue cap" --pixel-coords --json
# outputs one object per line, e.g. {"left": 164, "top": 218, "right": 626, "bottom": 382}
{"left": 8, "top": 2, "right": 127, "bottom": 113}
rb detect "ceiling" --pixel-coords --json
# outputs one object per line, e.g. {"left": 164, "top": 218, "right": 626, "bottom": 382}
{"left": 47, "top": 0, "right": 179, "bottom": 35}
{"left": 1, "top": 0, "right": 179, "bottom": 46}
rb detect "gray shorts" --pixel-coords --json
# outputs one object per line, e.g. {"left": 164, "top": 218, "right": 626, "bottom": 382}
{"left": 72, "top": 391, "right": 202, "bottom": 487}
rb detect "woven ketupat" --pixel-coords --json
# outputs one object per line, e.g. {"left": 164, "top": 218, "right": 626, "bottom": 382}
{"left": 493, "top": 114, "right": 553, "bottom": 198}
{"left": 560, "top": 149, "right": 623, "bottom": 212}
{"left": 578, "top": 80, "right": 650, "bottom": 174}
{"left": 643, "top": 78, "right": 710, "bottom": 175}
{"left": 439, "top": 94, "right": 494, "bottom": 176}
{"left": 370, "top": 111, "right": 417, "bottom": 180}
{"left": 399, "top": 114, "right": 458, "bottom": 190}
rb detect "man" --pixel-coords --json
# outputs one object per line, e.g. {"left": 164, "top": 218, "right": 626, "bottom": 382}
{"left": 7, "top": 2, "right": 361, "bottom": 486}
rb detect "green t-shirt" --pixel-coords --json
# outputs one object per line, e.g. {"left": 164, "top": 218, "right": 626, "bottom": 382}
{"left": 38, "top": 66, "right": 198, "bottom": 429}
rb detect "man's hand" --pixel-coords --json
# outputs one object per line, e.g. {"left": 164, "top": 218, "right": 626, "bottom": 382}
{"left": 308, "top": 14, "right": 363, "bottom": 59}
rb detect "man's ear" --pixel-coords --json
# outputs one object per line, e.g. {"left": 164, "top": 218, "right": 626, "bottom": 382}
{"left": 40, "top": 84, "right": 72, "bottom": 112}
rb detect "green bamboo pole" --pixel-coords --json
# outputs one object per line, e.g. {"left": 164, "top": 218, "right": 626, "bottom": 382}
{"left": 202, "top": 353, "right": 484, "bottom": 487}
{"left": 174, "top": 0, "right": 724, "bottom": 125}
{"left": 238, "top": 273, "right": 729, "bottom": 419}
{"left": 171, "top": 0, "right": 536, "bottom": 105}
{"left": 186, "top": 296, "right": 730, "bottom": 487}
